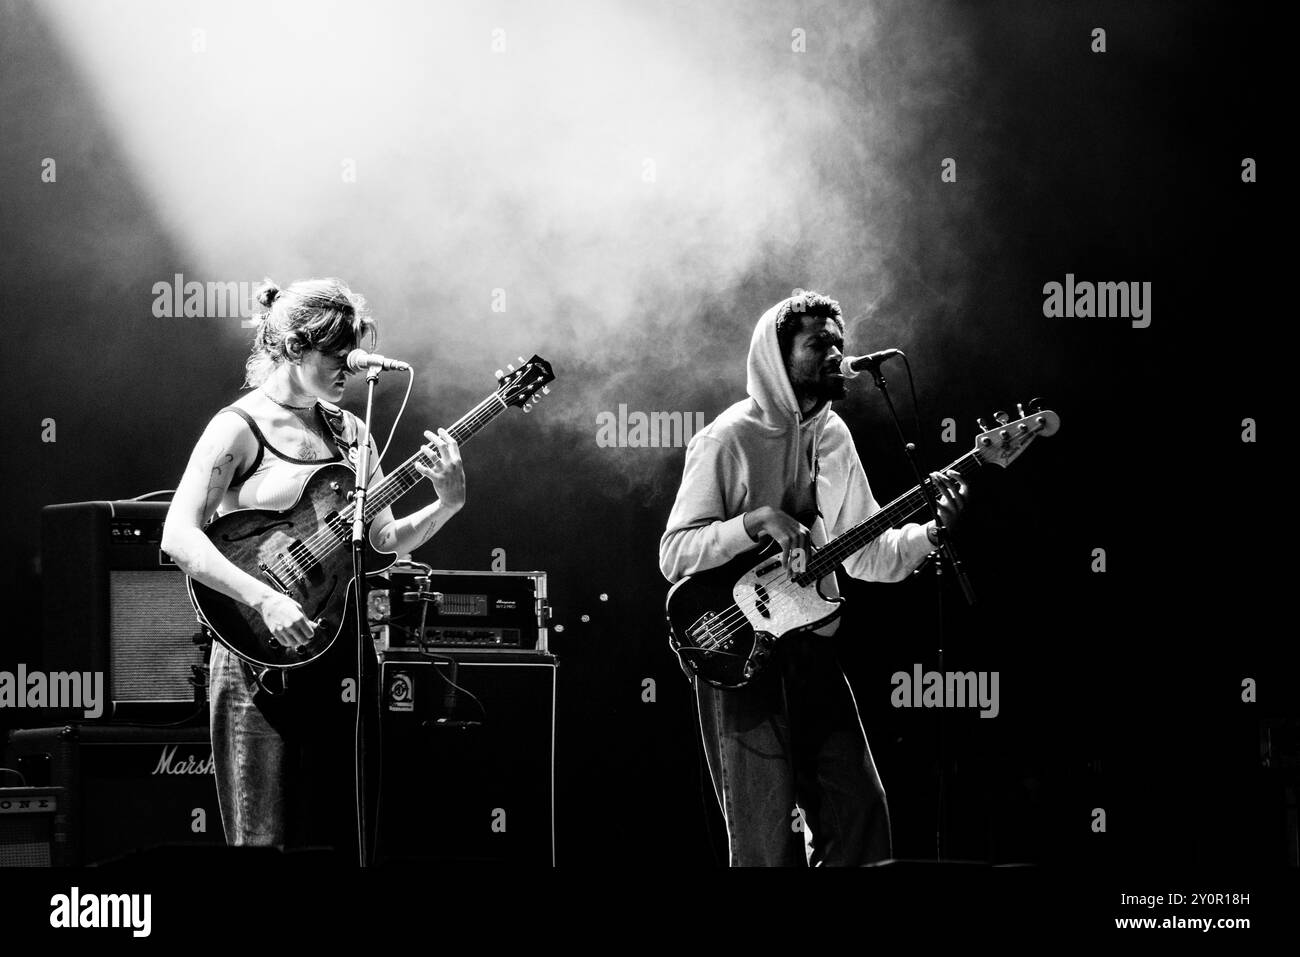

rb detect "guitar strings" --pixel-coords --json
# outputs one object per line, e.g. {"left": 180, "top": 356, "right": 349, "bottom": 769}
{"left": 688, "top": 503, "right": 926, "bottom": 653}
{"left": 692, "top": 434, "right": 1012, "bottom": 655}
{"left": 267, "top": 392, "right": 510, "bottom": 585}
{"left": 276, "top": 395, "right": 501, "bottom": 580}
{"left": 694, "top": 471, "right": 972, "bottom": 649}
{"left": 686, "top": 454, "right": 986, "bottom": 653}
{"left": 273, "top": 429, "right": 456, "bottom": 581}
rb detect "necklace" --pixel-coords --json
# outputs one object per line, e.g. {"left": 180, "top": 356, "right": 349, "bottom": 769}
{"left": 260, "top": 388, "right": 316, "bottom": 412}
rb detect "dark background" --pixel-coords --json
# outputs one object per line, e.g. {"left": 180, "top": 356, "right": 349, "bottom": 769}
{"left": 0, "top": 0, "right": 1289, "bottom": 874}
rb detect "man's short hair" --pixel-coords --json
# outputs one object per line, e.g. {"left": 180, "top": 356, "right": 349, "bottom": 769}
{"left": 775, "top": 290, "right": 844, "bottom": 360}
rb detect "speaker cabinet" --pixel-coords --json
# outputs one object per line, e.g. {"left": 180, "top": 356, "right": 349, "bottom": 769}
{"left": 376, "top": 651, "right": 556, "bottom": 865}
{"left": 5, "top": 725, "right": 222, "bottom": 865}
{"left": 41, "top": 501, "right": 209, "bottom": 716}
{"left": 0, "top": 787, "right": 68, "bottom": 866}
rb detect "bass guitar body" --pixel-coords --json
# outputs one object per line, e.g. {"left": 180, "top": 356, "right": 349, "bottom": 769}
{"left": 665, "top": 543, "right": 843, "bottom": 690}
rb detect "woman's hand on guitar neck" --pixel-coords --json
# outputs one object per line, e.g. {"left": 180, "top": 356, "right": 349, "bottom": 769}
{"left": 255, "top": 591, "right": 316, "bottom": 649}
{"left": 415, "top": 428, "right": 466, "bottom": 511}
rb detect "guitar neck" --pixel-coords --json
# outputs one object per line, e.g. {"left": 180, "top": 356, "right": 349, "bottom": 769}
{"left": 356, "top": 392, "right": 507, "bottom": 522}
{"left": 802, "top": 450, "right": 983, "bottom": 579}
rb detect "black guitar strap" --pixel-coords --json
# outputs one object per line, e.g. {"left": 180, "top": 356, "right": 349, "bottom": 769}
{"left": 317, "top": 402, "right": 360, "bottom": 467}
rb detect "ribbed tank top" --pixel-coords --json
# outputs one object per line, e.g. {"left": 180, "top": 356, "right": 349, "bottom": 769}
{"left": 215, "top": 403, "right": 359, "bottom": 514}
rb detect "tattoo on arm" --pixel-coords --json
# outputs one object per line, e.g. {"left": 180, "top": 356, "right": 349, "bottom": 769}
{"left": 375, "top": 505, "right": 446, "bottom": 554}
{"left": 201, "top": 450, "right": 235, "bottom": 517}
{"left": 412, "top": 516, "right": 441, "bottom": 549}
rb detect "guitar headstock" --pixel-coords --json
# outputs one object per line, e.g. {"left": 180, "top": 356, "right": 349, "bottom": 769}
{"left": 494, "top": 355, "right": 555, "bottom": 412}
{"left": 972, "top": 398, "right": 1060, "bottom": 468}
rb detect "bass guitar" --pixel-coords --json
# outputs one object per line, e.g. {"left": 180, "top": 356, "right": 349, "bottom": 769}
{"left": 187, "top": 355, "right": 555, "bottom": 669}
{"left": 665, "top": 402, "right": 1059, "bottom": 689}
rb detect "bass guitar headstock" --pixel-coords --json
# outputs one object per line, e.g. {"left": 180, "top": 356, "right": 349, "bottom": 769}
{"left": 972, "top": 398, "right": 1060, "bottom": 468}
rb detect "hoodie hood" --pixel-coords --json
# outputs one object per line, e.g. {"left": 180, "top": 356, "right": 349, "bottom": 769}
{"left": 746, "top": 296, "right": 833, "bottom": 434}
{"left": 736, "top": 296, "right": 837, "bottom": 524}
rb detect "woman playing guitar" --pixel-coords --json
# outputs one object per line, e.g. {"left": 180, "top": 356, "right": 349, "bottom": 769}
{"left": 162, "top": 278, "right": 465, "bottom": 860}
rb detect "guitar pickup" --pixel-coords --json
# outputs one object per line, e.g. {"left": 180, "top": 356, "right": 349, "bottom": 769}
{"left": 259, "top": 562, "right": 290, "bottom": 594}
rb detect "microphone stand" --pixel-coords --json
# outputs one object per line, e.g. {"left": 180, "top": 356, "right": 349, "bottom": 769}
{"left": 860, "top": 356, "right": 975, "bottom": 863}
{"left": 349, "top": 366, "right": 381, "bottom": 867}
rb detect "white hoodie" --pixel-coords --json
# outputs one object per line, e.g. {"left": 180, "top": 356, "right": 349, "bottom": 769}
{"left": 659, "top": 297, "right": 934, "bottom": 585}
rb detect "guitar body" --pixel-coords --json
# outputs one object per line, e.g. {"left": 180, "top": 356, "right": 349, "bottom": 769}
{"left": 665, "top": 542, "right": 843, "bottom": 690}
{"left": 189, "top": 462, "right": 396, "bottom": 670}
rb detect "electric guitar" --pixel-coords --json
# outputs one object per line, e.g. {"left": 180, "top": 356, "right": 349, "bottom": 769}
{"left": 187, "top": 355, "right": 555, "bottom": 669}
{"left": 665, "top": 402, "right": 1059, "bottom": 689}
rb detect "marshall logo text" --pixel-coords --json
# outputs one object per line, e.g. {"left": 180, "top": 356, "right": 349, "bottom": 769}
{"left": 152, "top": 744, "right": 216, "bottom": 776}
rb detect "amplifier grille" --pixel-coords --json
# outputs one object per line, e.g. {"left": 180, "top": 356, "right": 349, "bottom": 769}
{"left": 0, "top": 820, "right": 51, "bottom": 866}
{"left": 109, "top": 570, "right": 205, "bottom": 703}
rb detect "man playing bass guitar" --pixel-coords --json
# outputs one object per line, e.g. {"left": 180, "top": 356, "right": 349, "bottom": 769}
{"left": 162, "top": 278, "right": 465, "bottom": 860}
{"left": 659, "top": 291, "right": 968, "bottom": 867}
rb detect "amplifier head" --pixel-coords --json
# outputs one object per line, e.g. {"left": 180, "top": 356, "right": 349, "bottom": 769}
{"left": 373, "top": 569, "right": 549, "bottom": 652}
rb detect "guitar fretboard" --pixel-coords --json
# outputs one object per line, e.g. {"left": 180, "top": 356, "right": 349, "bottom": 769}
{"left": 797, "top": 450, "right": 983, "bottom": 582}
{"left": 348, "top": 392, "right": 507, "bottom": 525}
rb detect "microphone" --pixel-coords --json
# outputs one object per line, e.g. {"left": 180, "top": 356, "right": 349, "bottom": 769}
{"left": 840, "top": 349, "right": 903, "bottom": 377}
{"left": 346, "top": 349, "right": 412, "bottom": 373}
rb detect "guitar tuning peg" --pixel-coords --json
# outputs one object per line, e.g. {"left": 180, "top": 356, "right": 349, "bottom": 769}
{"left": 1016, "top": 402, "right": 1026, "bottom": 418}
{"left": 542, "top": 386, "right": 550, "bottom": 395}
{"left": 522, "top": 403, "right": 532, "bottom": 413}
{"left": 977, "top": 417, "right": 991, "bottom": 432}
{"left": 494, "top": 369, "right": 504, "bottom": 380}
{"left": 994, "top": 410, "right": 1010, "bottom": 426}
{"left": 1027, "top": 397, "right": 1045, "bottom": 414}
{"left": 517, "top": 355, "right": 525, "bottom": 364}
{"left": 506, "top": 363, "right": 515, "bottom": 372}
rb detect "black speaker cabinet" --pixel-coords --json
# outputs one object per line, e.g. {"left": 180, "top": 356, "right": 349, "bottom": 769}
{"left": 41, "top": 501, "right": 209, "bottom": 716}
{"left": 376, "top": 651, "right": 556, "bottom": 865}
{"left": 5, "top": 725, "right": 222, "bottom": 865}
{"left": 0, "top": 787, "right": 69, "bottom": 866}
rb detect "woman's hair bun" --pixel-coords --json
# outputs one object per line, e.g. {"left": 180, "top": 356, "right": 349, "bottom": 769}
{"left": 255, "top": 282, "right": 281, "bottom": 309}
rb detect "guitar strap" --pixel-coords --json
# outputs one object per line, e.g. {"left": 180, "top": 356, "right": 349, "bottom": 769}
{"left": 317, "top": 402, "right": 360, "bottom": 468}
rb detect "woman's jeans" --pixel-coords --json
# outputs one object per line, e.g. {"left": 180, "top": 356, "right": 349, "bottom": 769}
{"left": 209, "top": 632, "right": 377, "bottom": 861}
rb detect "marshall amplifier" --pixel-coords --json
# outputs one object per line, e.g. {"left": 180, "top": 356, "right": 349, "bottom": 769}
{"left": 5, "top": 725, "right": 222, "bottom": 865}
{"left": 41, "top": 501, "right": 210, "bottom": 717}
{"left": 0, "top": 787, "right": 68, "bottom": 866}
{"left": 375, "top": 650, "right": 556, "bottom": 864}
{"left": 371, "top": 567, "right": 551, "bottom": 652}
